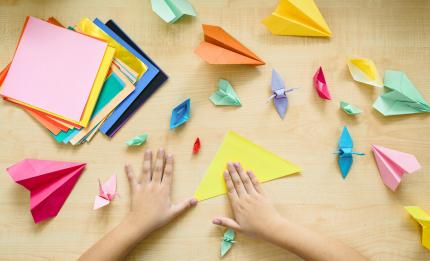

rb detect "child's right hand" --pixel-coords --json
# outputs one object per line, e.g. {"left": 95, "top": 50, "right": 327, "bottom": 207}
{"left": 212, "top": 162, "right": 286, "bottom": 239}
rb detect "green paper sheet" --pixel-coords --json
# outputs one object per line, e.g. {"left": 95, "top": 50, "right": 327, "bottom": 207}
{"left": 340, "top": 101, "right": 362, "bottom": 115}
{"left": 126, "top": 134, "right": 148, "bottom": 146}
{"left": 209, "top": 79, "right": 241, "bottom": 106}
{"left": 373, "top": 70, "right": 430, "bottom": 116}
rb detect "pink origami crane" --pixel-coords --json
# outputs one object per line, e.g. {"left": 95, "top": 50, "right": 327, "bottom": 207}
{"left": 6, "top": 159, "right": 86, "bottom": 223}
{"left": 372, "top": 145, "right": 421, "bottom": 191}
{"left": 313, "top": 67, "right": 331, "bottom": 100}
{"left": 94, "top": 174, "right": 118, "bottom": 209}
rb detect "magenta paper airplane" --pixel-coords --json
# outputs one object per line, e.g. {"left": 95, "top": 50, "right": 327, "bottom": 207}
{"left": 313, "top": 67, "right": 331, "bottom": 100}
{"left": 6, "top": 159, "right": 86, "bottom": 223}
{"left": 94, "top": 174, "right": 118, "bottom": 210}
{"left": 371, "top": 145, "right": 421, "bottom": 191}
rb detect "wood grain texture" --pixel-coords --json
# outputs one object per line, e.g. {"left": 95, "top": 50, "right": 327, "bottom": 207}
{"left": 0, "top": 0, "right": 429, "bottom": 260}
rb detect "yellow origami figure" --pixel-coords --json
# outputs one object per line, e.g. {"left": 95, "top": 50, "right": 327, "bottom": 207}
{"left": 404, "top": 206, "right": 430, "bottom": 250}
{"left": 262, "top": 0, "right": 332, "bottom": 37}
{"left": 347, "top": 57, "right": 383, "bottom": 88}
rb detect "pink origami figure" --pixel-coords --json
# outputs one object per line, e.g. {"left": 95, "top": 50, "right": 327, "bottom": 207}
{"left": 6, "top": 159, "right": 86, "bottom": 223}
{"left": 372, "top": 145, "right": 421, "bottom": 191}
{"left": 94, "top": 174, "right": 118, "bottom": 209}
{"left": 313, "top": 67, "right": 331, "bottom": 100}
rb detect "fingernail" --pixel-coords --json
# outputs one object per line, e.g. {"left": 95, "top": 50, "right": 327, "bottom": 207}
{"left": 212, "top": 219, "right": 221, "bottom": 225}
{"left": 167, "top": 154, "right": 173, "bottom": 159}
{"left": 227, "top": 162, "right": 233, "bottom": 167}
{"left": 190, "top": 198, "right": 198, "bottom": 206}
{"left": 247, "top": 171, "right": 254, "bottom": 177}
{"left": 224, "top": 171, "right": 229, "bottom": 177}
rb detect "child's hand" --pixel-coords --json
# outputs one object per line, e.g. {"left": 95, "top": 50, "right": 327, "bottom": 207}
{"left": 212, "top": 162, "right": 285, "bottom": 239}
{"left": 123, "top": 148, "right": 197, "bottom": 239}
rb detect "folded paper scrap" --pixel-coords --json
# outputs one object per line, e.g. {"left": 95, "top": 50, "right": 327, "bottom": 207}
{"left": 6, "top": 159, "right": 86, "bottom": 223}
{"left": 404, "top": 206, "right": 430, "bottom": 250}
{"left": 170, "top": 98, "right": 191, "bottom": 129}
{"left": 262, "top": 0, "right": 332, "bottom": 37}
{"left": 94, "top": 174, "right": 119, "bottom": 210}
{"left": 340, "top": 101, "right": 362, "bottom": 115}
{"left": 194, "top": 131, "right": 301, "bottom": 201}
{"left": 151, "top": 0, "right": 196, "bottom": 23}
{"left": 335, "top": 126, "right": 365, "bottom": 178}
{"left": 313, "top": 67, "right": 331, "bottom": 100}
{"left": 221, "top": 229, "right": 235, "bottom": 257}
{"left": 209, "top": 79, "right": 241, "bottom": 106}
{"left": 347, "top": 57, "right": 382, "bottom": 88}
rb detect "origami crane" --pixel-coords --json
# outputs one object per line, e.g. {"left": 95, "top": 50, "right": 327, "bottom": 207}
{"left": 340, "top": 101, "right": 362, "bottom": 115}
{"left": 373, "top": 70, "right": 430, "bottom": 116}
{"left": 313, "top": 66, "right": 331, "bottom": 100}
{"left": 6, "top": 159, "right": 86, "bottom": 223}
{"left": 209, "top": 79, "right": 241, "bottom": 106}
{"left": 336, "top": 127, "right": 365, "bottom": 178}
{"left": 347, "top": 57, "right": 383, "bottom": 88}
{"left": 170, "top": 98, "right": 190, "bottom": 129}
{"left": 94, "top": 174, "right": 118, "bottom": 210}
{"left": 262, "top": 0, "right": 332, "bottom": 37}
{"left": 193, "top": 137, "right": 201, "bottom": 154}
{"left": 125, "top": 133, "right": 148, "bottom": 146}
{"left": 221, "top": 229, "right": 235, "bottom": 257}
{"left": 372, "top": 145, "right": 421, "bottom": 191}
{"left": 150, "top": 0, "right": 196, "bottom": 23}
{"left": 269, "top": 69, "right": 295, "bottom": 119}
{"left": 194, "top": 24, "right": 265, "bottom": 65}
{"left": 404, "top": 206, "right": 430, "bottom": 250}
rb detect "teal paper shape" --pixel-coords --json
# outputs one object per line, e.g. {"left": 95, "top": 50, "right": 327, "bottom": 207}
{"left": 221, "top": 229, "right": 235, "bottom": 257}
{"left": 209, "top": 79, "right": 241, "bottom": 106}
{"left": 340, "top": 101, "right": 362, "bottom": 115}
{"left": 151, "top": 0, "right": 196, "bottom": 23}
{"left": 125, "top": 134, "right": 148, "bottom": 146}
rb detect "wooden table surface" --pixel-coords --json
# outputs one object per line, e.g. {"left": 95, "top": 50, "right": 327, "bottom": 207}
{"left": 1, "top": 0, "right": 429, "bottom": 260}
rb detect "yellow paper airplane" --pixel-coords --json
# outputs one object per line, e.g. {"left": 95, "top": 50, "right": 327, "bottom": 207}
{"left": 194, "top": 131, "right": 302, "bottom": 201}
{"left": 404, "top": 206, "right": 430, "bottom": 250}
{"left": 262, "top": 0, "right": 332, "bottom": 37}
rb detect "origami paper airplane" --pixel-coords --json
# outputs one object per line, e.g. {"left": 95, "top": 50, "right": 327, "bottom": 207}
{"left": 126, "top": 134, "right": 148, "bottom": 146}
{"left": 94, "top": 174, "right": 118, "bottom": 210}
{"left": 262, "top": 0, "right": 332, "bottom": 37}
{"left": 335, "top": 127, "right": 365, "bottom": 178}
{"left": 347, "top": 57, "right": 383, "bottom": 88}
{"left": 340, "top": 101, "right": 362, "bottom": 115}
{"left": 209, "top": 79, "right": 241, "bottom": 106}
{"left": 170, "top": 98, "right": 190, "bottom": 129}
{"left": 372, "top": 145, "right": 421, "bottom": 191}
{"left": 194, "top": 131, "right": 301, "bottom": 201}
{"left": 404, "top": 206, "right": 430, "bottom": 250}
{"left": 268, "top": 69, "right": 295, "bottom": 119}
{"left": 221, "top": 229, "right": 235, "bottom": 257}
{"left": 6, "top": 159, "right": 86, "bottom": 223}
{"left": 373, "top": 70, "right": 430, "bottom": 116}
{"left": 194, "top": 24, "right": 265, "bottom": 65}
{"left": 193, "top": 137, "right": 201, "bottom": 154}
{"left": 151, "top": 0, "right": 196, "bottom": 23}
{"left": 313, "top": 67, "right": 331, "bottom": 100}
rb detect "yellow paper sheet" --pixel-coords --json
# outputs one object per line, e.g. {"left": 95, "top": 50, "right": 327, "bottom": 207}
{"left": 76, "top": 18, "right": 147, "bottom": 79}
{"left": 262, "top": 0, "right": 331, "bottom": 37}
{"left": 347, "top": 57, "right": 383, "bottom": 88}
{"left": 69, "top": 64, "right": 135, "bottom": 145}
{"left": 405, "top": 206, "right": 430, "bottom": 250}
{"left": 8, "top": 46, "right": 115, "bottom": 127}
{"left": 194, "top": 131, "right": 302, "bottom": 201}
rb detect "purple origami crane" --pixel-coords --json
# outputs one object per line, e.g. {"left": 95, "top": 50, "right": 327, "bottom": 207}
{"left": 268, "top": 69, "right": 295, "bottom": 119}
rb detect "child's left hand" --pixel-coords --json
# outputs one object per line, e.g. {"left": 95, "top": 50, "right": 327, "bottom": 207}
{"left": 123, "top": 148, "right": 197, "bottom": 239}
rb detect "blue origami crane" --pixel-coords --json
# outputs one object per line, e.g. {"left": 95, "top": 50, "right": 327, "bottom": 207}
{"left": 336, "top": 126, "right": 365, "bottom": 178}
{"left": 170, "top": 98, "right": 190, "bottom": 129}
{"left": 268, "top": 69, "right": 295, "bottom": 119}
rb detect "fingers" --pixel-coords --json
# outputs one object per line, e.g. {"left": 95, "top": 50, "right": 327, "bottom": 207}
{"left": 247, "top": 171, "right": 263, "bottom": 194}
{"left": 140, "top": 150, "right": 152, "bottom": 184}
{"left": 227, "top": 162, "right": 246, "bottom": 196}
{"left": 212, "top": 217, "right": 241, "bottom": 231}
{"left": 152, "top": 148, "right": 166, "bottom": 183}
{"left": 234, "top": 163, "right": 256, "bottom": 194}
{"left": 124, "top": 164, "right": 137, "bottom": 194}
{"left": 162, "top": 154, "right": 174, "bottom": 188}
{"left": 224, "top": 170, "right": 238, "bottom": 202}
{"left": 171, "top": 197, "right": 198, "bottom": 217}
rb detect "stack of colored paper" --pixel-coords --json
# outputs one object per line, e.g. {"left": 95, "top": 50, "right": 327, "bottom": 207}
{"left": 0, "top": 16, "right": 168, "bottom": 145}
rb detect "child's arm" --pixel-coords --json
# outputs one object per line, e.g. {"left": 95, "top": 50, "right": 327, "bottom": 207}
{"left": 212, "top": 162, "right": 367, "bottom": 261}
{"left": 78, "top": 149, "right": 197, "bottom": 261}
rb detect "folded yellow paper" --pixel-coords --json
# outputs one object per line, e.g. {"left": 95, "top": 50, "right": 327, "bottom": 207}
{"left": 405, "top": 206, "right": 430, "bottom": 250}
{"left": 194, "top": 131, "right": 302, "bottom": 201}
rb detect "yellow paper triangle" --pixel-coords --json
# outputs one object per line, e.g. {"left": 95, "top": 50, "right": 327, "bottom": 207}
{"left": 194, "top": 131, "right": 302, "bottom": 201}
{"left": 405, "top": 206, "right": 430, "bottom": 250}
{"left": 262, "top": 0, "right": 331, "bottom": 37}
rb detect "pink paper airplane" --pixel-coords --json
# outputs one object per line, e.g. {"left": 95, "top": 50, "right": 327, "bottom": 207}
{"left": 94, "top": 174, "right": 118, "bottom": 210}
{"left": 6, "top": 159, "right": 86, "bottom": 223}
{"left": 371, "top": 145, "right": 421, "bottom": 191}
{"left": 313, "top": 67, "right": 331, "bottom": 100}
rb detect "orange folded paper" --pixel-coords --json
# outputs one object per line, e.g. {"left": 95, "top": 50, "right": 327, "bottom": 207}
{"left": 194, "top": 24, "right": 265, "bottom": 65}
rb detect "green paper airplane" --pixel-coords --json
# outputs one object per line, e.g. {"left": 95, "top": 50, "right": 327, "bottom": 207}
{"left": 209, "top": 79, "right": 241, "bottom": 106}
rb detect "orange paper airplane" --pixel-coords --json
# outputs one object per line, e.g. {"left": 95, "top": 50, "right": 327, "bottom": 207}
{"left": 194, "top": 24, "right": 265, "bottom": 65}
